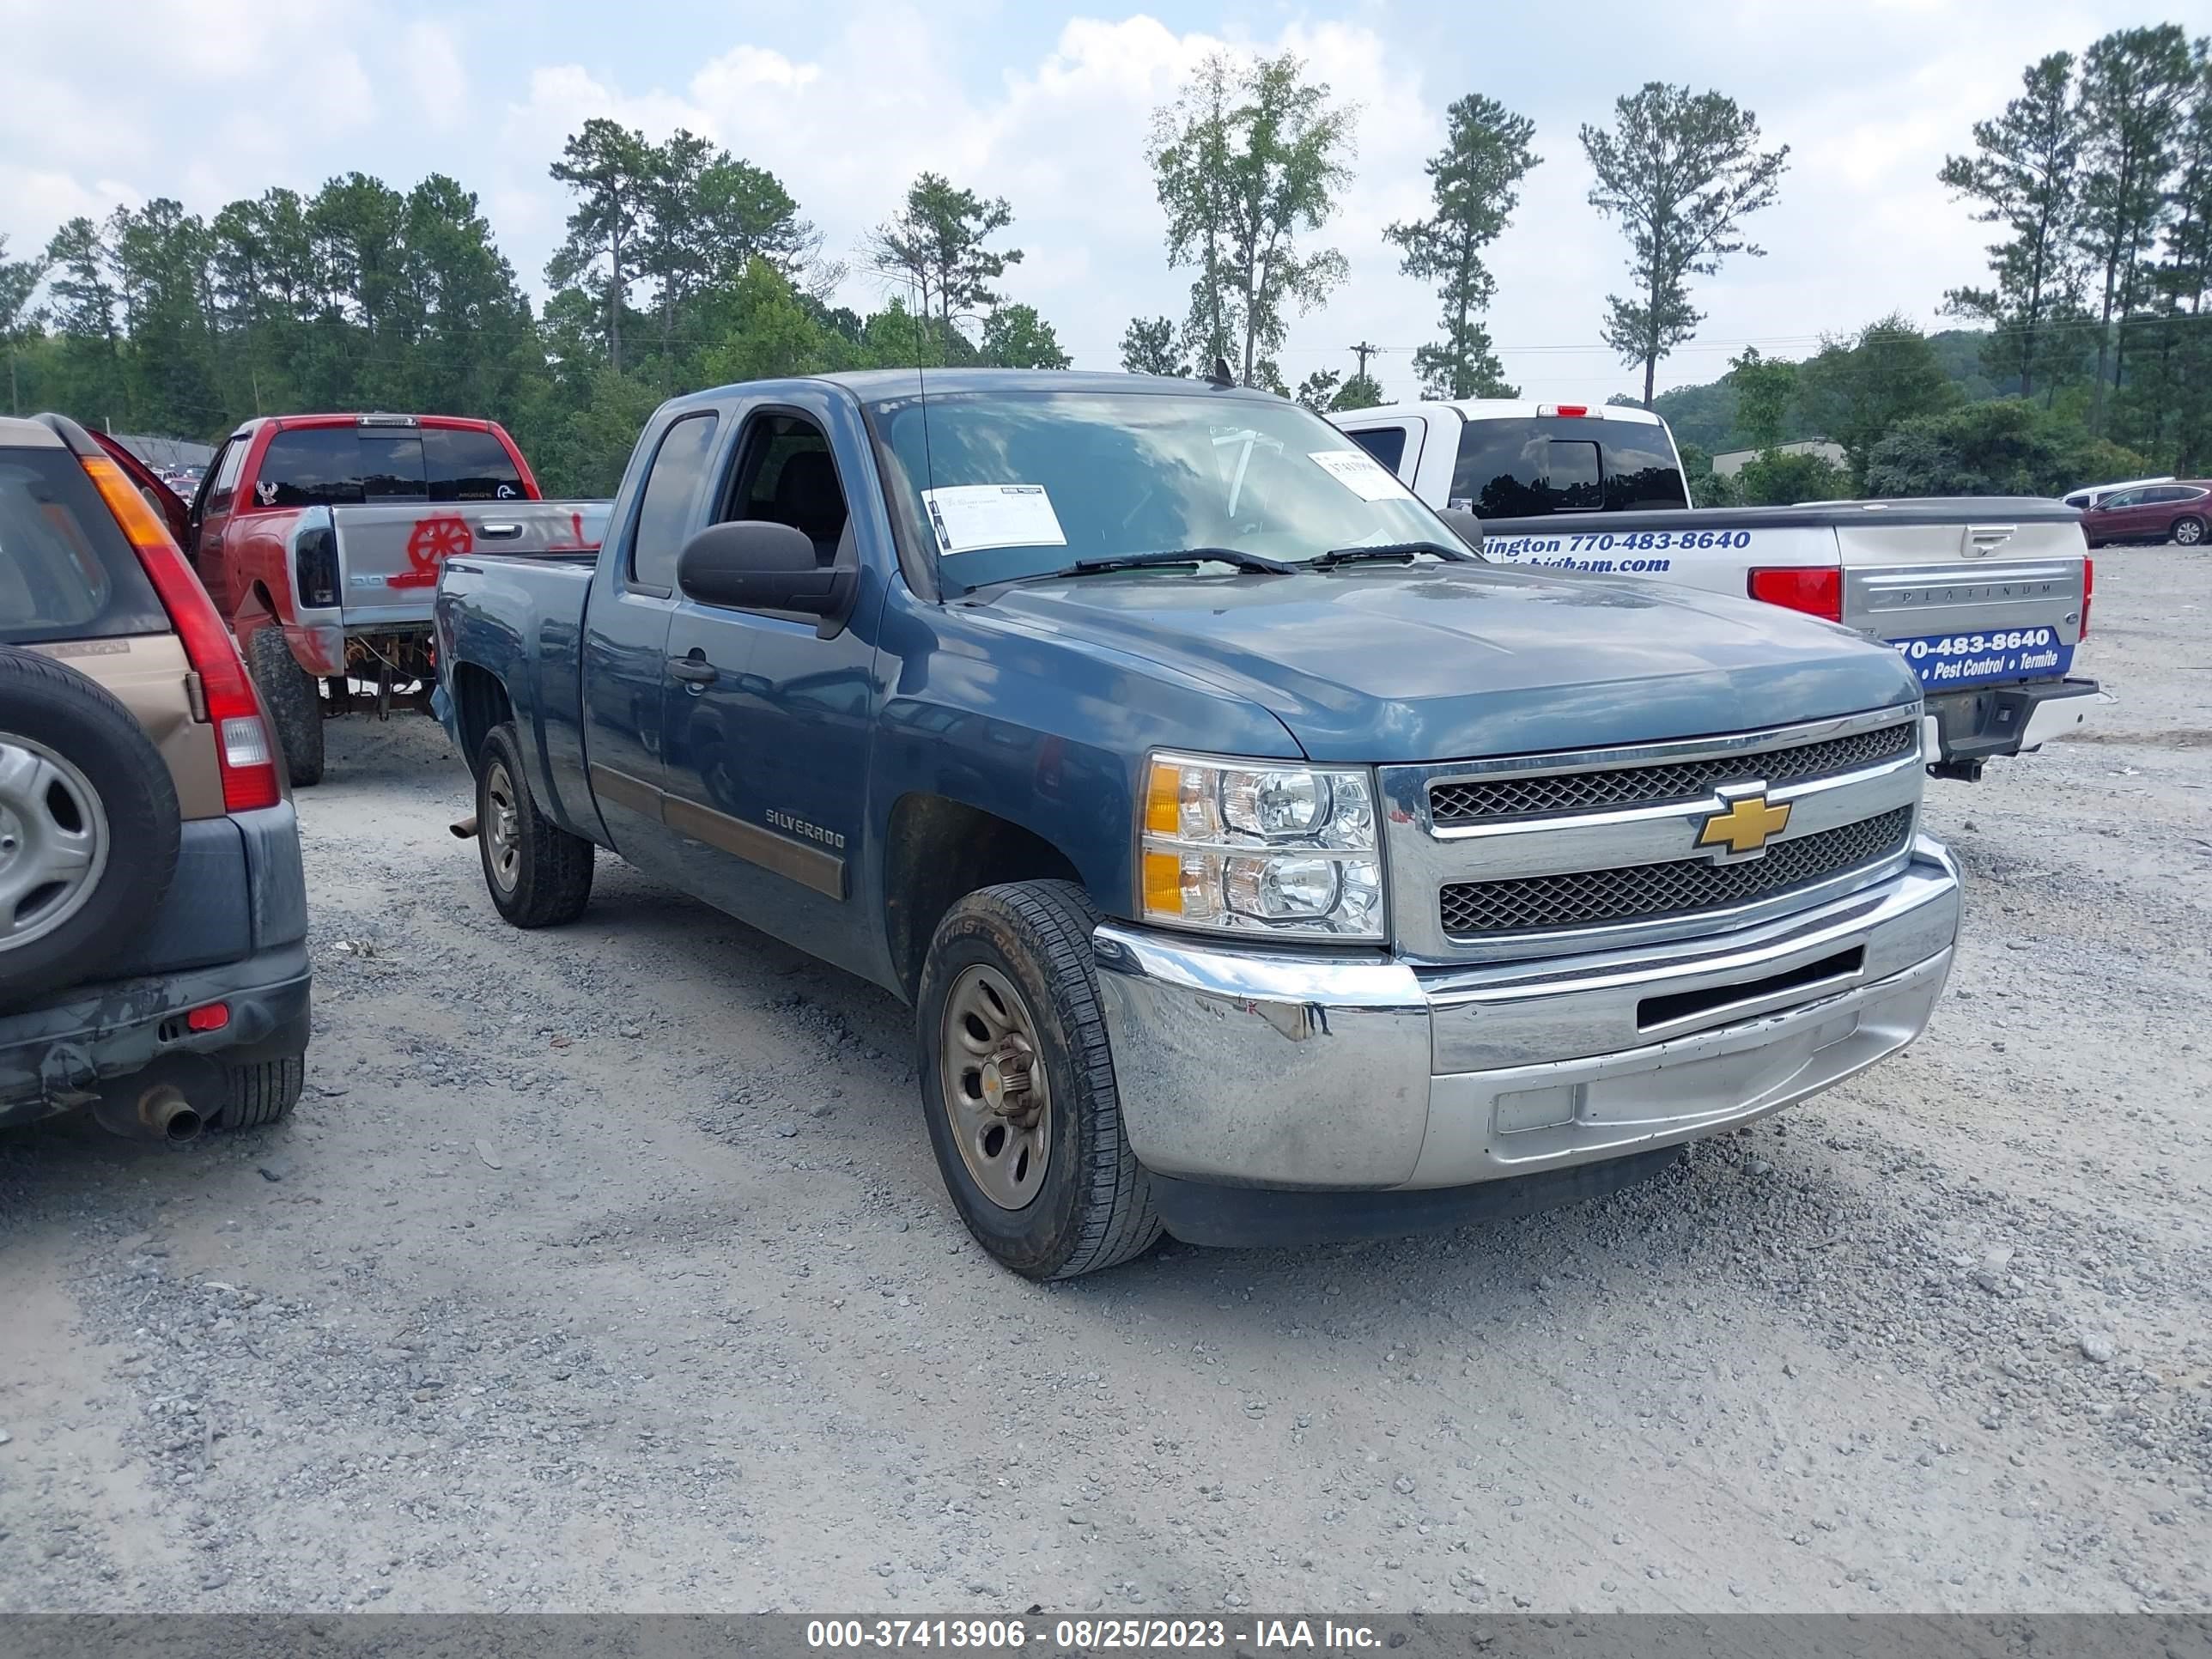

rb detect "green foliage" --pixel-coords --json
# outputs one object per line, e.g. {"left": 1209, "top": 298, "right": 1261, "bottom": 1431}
{"left": 1937, "top": 52, "right": 2091, "bottom": 399}
{"left": 1862, "top": 398, "right": 2152, "bottom": 496}
{"left": 1149, "top": 50, "right": 1354, "bottom": 386}
{"left": 980, "top": 303, "right": 1069, "bottom": 369}
{"left": 1796, "top": 313, "right": 1960, "bottom": 483}
{"left": 1292, "top": 368, "right": 1341, "bottom": 412}
{"left": 1386, "top": 94, "right": 1538, "bottom": 400}
{"left": 13, "top": 122, "right": 1075, "bottom": 495}
{"left": 1735, "top": 447, "right": 1850, "bottom": 505}
{"left": 1724, "top": 347, "right": 1794, "bottom": 450}
{"left": 1580, "top": 82, "right": 1789, "bottom": 405}
{"left": 1118, "top": 315, "right": 1186, "bottom": 377}
{"left": 866, "top": 173, "right": 1023, "bottom": 364}
{"left": 1332, "top": 371, "right": 1386, "bottom": 410}
{"left": 546, "top": 118, "right": 656, "bottom": 374}
{"left": 1676, "top": 443, "right": 1741, "bottom": 507}
{"left": 2074, "top": 26, "right": 2202, "bottom": 430}
{"left": 0, "top": 234, "right": 45, "bottom": 415}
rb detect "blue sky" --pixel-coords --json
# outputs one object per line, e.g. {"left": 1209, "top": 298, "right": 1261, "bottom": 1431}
{"left": 0, "top": 0, "right": 2160, "bottom": 399}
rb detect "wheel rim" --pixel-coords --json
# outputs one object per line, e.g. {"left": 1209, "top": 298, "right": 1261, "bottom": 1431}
{"left": 939, "top": 963, "right": 1052, "bottom": 1212}
{"left": 2177, "top": 520, "right": 2203, "bottom": 545}
{"left": 483, "top": 760, "right": 522, "bottom": 894}
{"left": 0, "top": 735, "right": 110, "bottom": 951}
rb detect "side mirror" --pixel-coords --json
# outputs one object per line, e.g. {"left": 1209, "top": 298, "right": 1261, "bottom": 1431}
{"left": 1437, "top": 507, "right": 1485, "bottom": 558}
{"left": 676, "top": 520, "right": 854, "bottom": 628}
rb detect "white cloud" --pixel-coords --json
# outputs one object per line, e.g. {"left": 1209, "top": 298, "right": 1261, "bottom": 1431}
{"left": 405, "top": 20, "right": 472, "bottom": 136}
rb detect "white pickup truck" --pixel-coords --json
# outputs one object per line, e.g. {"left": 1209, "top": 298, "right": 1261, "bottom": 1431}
{"left": 1333, "top": 398, "right": 2101, "bottom": 781}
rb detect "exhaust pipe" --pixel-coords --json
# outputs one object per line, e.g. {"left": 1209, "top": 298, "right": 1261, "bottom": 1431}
{"left": 451, "top": 814, "right": 479, "bottom": 840}
{"left": 138, "top": 1084, "right": 204, "bottom": 1143}
{"left": 92, "top": 1079, "right": 204, "bottom": 1143}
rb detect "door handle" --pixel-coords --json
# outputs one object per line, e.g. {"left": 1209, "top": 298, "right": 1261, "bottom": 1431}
{"left": 667, "top": 658, "right": 719, "bottom": 685}
{"left": 479, "top": 522, "right": 524, "bottom": 539}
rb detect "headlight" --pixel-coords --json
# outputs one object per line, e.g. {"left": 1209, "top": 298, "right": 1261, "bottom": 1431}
{"left": 1139, "top": 752, "right": 1385, "bottom": 939}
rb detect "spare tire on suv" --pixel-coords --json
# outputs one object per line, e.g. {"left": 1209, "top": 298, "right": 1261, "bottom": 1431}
{"left": 0, "top": 645, "right": 182, "bottom": 1003}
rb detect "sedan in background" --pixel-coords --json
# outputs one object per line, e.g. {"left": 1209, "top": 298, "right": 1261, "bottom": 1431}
{"left": 2078, "top": 481, "right": 2210, "bottom": 548}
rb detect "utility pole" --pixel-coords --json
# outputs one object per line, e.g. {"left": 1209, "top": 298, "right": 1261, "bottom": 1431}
{"left": 1350, "top": 341, "right": 1382, "bottom": 380}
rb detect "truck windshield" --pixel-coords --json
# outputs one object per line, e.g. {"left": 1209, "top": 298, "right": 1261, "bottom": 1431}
{"left": 871, "top": 388, "right": 1450, "bottom": 588}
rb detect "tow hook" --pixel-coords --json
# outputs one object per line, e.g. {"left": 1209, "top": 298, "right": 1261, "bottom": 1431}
{"left": 451, "top": 815, "right": 480, "bottom": 840}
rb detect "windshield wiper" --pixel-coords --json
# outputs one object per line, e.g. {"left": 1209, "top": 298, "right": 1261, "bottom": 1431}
{"left": 1311, "top": 539, "right": 1479, "bottom": 568}
{"left": 1063, "top": 547, "right": 1297, "bottom": 577}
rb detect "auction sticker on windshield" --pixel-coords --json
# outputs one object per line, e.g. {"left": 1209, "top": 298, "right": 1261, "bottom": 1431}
{"left": 922, "top": 483, "right": 1067, "bottom": 556}
{"left": 1892, "top": 628, "right": 2073, "bottom": 690}
{"left": 1308, "top": 448, "right": 1412, "bottom": 501}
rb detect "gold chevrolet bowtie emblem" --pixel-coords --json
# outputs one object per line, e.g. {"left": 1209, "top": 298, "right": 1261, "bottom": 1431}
{"left": 1698, "top": 793, "right": 1791, "bottom": 857}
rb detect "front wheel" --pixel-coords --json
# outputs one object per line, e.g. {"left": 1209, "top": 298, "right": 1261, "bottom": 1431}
{"left": 2172, "top": 515, "right": 2205, "bottom": 547}
{"left": 917, "top": 880, "right": 1161, "bottom": 1279}
{"left": 475, "top": 722, "right": 593, "bottom": 927}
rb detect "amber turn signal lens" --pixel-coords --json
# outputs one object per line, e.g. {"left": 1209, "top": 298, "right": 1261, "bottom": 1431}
{"left": 1141, "top": 850, "right": 1184, "bottom": 917}
{"left": 1144, "top": 760, "right": 1182, "bottom": 836}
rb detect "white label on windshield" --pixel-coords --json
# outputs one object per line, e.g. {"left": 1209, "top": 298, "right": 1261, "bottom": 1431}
{"left": 1308, "top": 448, "right": 1411, "bottom": 501}
{"left": 921, "top": 483, "right": 1068, "bottom": 556}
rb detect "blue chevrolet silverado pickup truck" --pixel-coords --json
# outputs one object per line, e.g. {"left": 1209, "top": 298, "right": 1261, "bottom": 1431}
{"left": 434, "top": 369, "right": 1961, "bottom": 1279}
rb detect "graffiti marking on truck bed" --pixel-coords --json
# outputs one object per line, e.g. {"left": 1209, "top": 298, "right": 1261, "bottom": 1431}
{"left": 389, "top": 514, "right": 477, "bottom": 590}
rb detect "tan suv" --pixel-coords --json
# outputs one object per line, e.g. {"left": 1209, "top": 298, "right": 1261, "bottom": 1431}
{"left": 0, "top": 414, "right": 311, "bottom": 1141}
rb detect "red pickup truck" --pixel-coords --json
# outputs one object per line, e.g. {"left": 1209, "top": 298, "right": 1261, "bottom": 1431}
{"left": 183, "top": 413, "right": 608, "bottom": 784}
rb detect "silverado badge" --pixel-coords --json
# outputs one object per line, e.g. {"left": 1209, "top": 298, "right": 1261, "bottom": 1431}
{"left": 1697, "top": 789, "right": 1791, "bottom": 861}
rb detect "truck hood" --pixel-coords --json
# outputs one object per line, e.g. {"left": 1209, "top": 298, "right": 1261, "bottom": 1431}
{"left": 974, "top": 565, "right": 1923, "bottom": 763}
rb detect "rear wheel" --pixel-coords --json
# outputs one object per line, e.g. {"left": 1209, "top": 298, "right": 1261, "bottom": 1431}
{"left": 0, "top": 646, "right": 180, "bottom": 1001}
{"left": 477, "top": 722, "right": 593, "bottom": 927}
{"left": 246, "top": 625, "right": 324, "bottom": 787}
{"left": 220, "top": 1054, "right": 306, "bottom": 1130}
{"left": 917, "top": 880, "right": 1160, "bottom": 1279}
{"left": 2173, "top": 515, "right": 2205, "bottom": 547}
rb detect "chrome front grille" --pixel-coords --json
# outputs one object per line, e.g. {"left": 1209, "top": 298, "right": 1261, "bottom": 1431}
{"left": 1429, "top": 720, "right": 1916, "bottom": 823}
{"left": 1378, "top": 708, "right": 1926, "bottom": 962}
{"left": 1437, "top": 806, "right": 1916, "bottom": 938}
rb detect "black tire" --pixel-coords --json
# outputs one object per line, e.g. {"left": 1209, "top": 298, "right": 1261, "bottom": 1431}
{"left": 917, "top": 880, "right": 1161, "bottom": 1279}
{"left": 476, "top": 721, "right": 593, "bottom": 927}
{"left": 2172, "top": 515, "right": 2205, "bottom": 548}
{"left": 220, "top": 1053, "right": 306, "bottom": 1130}
{"left": 0, "top": 646, "right": 181, "bottom": 1003}
{"left": 246, "top": 625, "right": 324, "bottom": 787}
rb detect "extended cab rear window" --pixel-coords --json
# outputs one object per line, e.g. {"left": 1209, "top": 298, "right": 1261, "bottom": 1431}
{"left": 1451, "top": 417, "right": 1689, "bottom": 517}
{"left": 0, "top": 448, "right": 169, "bottom": 645}
{"left": 252, "top": 424, "right": 526, "bottom": 507}
{"left": 256, "top": 427, "right": 371, "bottom": 507}
{"left": 423, "top": 427, "right": 526, "bottom": 501}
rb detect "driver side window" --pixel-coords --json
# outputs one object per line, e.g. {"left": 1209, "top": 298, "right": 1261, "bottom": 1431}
{"left": 716, "top": 413, "right": 850, "bottom": 567}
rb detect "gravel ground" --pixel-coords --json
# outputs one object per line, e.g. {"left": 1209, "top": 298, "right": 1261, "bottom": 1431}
{"left": 2, "top": 549, "right": 2207, "bottom": 1615}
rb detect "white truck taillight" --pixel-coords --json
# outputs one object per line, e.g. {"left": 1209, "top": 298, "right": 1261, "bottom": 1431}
{"left": 1537, "top": 404, "right": 1591, "bottom": 417}
{"left": 1747, "top": 566, "right": 1843, "bottom": 623}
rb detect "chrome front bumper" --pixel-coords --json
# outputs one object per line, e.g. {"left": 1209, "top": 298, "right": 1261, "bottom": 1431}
{"left": 1092, "top": 836, "right": 1960, "bottom": 1193}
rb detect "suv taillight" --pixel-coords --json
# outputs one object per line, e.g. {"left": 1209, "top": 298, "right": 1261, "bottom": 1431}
{"left": 2081, "top": 557, "right": 2093, "bottom": 640}
{"left": 1747, "top": 566, "right": 1843, "bottom": 623}
{"left": 81, "top": 456, "right": 283, "bottom": 812}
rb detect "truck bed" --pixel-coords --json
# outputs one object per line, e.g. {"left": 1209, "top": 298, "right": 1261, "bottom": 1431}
{"left": 433, "top": 551, "right": 602, "bottom": 842}
{"left": 1474, "top": 498, "right": 2090, "bottom": 698}
{"left": 325, "top": 499, "right": 606, "bottom": 632}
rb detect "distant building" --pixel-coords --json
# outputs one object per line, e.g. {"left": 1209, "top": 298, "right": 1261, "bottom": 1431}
{"left": 1711, "top": 439, "right": 1845, "bottom": 477}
